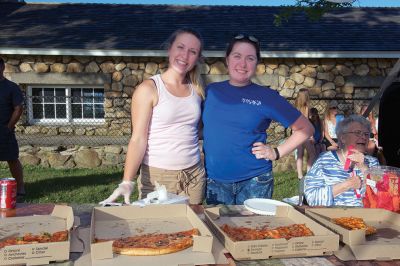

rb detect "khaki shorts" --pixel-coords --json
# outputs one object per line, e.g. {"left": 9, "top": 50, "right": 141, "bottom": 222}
{"left": 138, "top": 162, "right": 206, "bottom": 204}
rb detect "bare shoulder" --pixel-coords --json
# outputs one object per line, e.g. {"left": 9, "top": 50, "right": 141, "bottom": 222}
{"left": 134, "top": 79, "right": 157, "bottom": 96}
{"left": 132, "top": 79, "right": 158, "bottom": 105}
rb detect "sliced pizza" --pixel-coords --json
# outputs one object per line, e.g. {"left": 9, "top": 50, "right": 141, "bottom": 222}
{"left": 220, "top": 223, "right": 314, "bottom": 242}
{"left": 96, "top": 228, "right": 199, "bottom": 256}
{"left": 0, "top": 230, "right": 69, "bottom": 249}
{"left": 332, "top": 217, "right": 377, "bottom": 235}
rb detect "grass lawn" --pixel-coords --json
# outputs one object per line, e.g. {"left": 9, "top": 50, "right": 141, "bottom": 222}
{"left": 0, "top": 165, "right": 299, "bottom": 204}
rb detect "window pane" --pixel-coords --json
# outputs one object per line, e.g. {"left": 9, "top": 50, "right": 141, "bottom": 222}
{"left": 32, "top": 104, "right": 43, "bottom": 119}
{"left": 44, "top": 88, "right": 54, "bottom": 103}
{"left": 44, "top": 104, "right": 55, "bottom": 119}
{"left": 72, "top": 104, "right": 82, "bottom": 119}
{"left": 93, "top": 90, "right": 104, "bottom": 103}
{"left": 83, "top": 89, "right": 93, "bottom": 104}
{"left": 32, "top": 88, "right": 43, "bottom": 103}
{"left": 83, "top": 88, "right": 93, "bottom": 96}
{"left": 56, "top": 104, "right": 66, "bottom": 119}
{"left": 94, "top": 104, "right": 104, "bottom": 118}
{"left": 71, "top": 89, "right": 82, "bottom": 103}
{"left": 55, "top": 89, "right": 66, "bottom": 103}
{"left": 83, "top": 104, "right": 93, "bottom": 118}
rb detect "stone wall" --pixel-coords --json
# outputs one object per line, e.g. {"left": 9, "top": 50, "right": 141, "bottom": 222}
{"left": 15, "top": 145, "right": 126, "bottom": 169}
{"left": 0, "top": 54, "right": 396, "bottom": 170}
{"left": 10, "top": 143, "right": 297, "bottom": 173}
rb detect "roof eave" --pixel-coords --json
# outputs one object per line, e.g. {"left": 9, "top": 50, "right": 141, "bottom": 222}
{"left": 1, "top": 47, "right": 399, "bottom": 59}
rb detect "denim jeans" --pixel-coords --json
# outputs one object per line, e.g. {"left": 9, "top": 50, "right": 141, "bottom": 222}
{"left": 206, "top": 171, "right": 274, "bottom": 205}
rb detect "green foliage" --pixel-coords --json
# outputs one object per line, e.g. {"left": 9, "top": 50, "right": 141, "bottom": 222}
{"left": 0, "top": 165, "right": 297, "bottom": 204}
{"left": 274, "top": 0, "right": 354, "bottom": 26}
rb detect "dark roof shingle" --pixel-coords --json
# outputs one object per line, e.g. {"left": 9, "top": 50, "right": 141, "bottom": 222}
{"left": 1, "top": 2, "right": 399, "bottom": 52}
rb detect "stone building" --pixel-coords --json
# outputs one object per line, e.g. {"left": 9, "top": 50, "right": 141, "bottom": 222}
{"left": 1, "top": 2, "right": 399, "bottom": 170}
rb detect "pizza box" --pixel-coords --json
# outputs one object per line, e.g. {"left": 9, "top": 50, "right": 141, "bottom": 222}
{"left": 204, "top": 205, "right": 339, "bottom": 260}
{"left": 305, "top": 207, "right": 400, "bottom": 260}
{"left": 90, "top": 204, "right": 215, "bottom": 266}
{"left": 0, "top": 205, "right": 74, "bottom": 266}
{"left": 130, "top": 192, "right": 189, "bottom": 206}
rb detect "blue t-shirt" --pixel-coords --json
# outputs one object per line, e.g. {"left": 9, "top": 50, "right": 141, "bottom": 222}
{"left": 202, "top": 81, "right": 301, "bottom": 182}
{"left": 312, "top": 121, "right": 322, "bottom": 143}
{"left": 0, "top": 78, "right": 23, "bottom": 126}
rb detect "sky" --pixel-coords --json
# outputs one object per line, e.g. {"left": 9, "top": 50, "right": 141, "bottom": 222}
{"left": 25, "top": 0, "right": 400, "bottom": 7}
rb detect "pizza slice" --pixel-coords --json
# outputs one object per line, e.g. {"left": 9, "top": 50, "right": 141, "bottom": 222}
{"left": 96, "top": 228, "right": 199, "bottom": 256}
{"left": 332, "top": 217, "right": 377, "bottom": 235}
{"left": 0, "top": 230, "right": 69, "bottom": 249}
{"left": 221, "top": 223, "right": 314, "bottom": 242}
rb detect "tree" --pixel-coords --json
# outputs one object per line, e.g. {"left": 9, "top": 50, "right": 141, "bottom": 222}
{"left": 274, "top": 0, "right": 355, "bottom": 26}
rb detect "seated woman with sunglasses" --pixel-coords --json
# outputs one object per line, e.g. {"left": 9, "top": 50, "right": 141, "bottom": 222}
{"left": 304, "top": 115, "right": 379, "bottom": 207}
{"left": 202, "top": 34, "right": 314, "bottom": 205}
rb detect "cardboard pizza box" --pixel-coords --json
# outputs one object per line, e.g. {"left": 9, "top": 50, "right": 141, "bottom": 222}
{"left": 204, "top": 205, "right": 338, "bottom": 260}
{"left": 90, "top": 204, "right": 215, "bottom": 266}
{"left": 0, "top": 205, "right": 74, "bottom": 266}
{"left": 305, "top": 207, "right": 400, "bottom": 260}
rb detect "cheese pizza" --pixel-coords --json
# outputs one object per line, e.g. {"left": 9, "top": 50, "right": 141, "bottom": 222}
{"left": 96, "top": 228, "right": 199, "bottom": 256}
{"left": 332, "top": 217, "right": 377, "bottom": 235}
{"left": 0, "top": 230, "right": 68, "bottom": 249}
{"left": 221, "top": 223, "right": 314, "bottom": 241}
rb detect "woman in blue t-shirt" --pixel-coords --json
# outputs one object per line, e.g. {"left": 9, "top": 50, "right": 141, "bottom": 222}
{"left": 202, "top": 34, "right": 314, "bottom": 205}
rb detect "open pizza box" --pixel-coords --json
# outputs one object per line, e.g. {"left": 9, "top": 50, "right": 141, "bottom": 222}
{"left": 0, "top": 205, "right": 74, "bottom": 266}
{"left": 90, "top": 204, "right": 215, "bottom": 266}
{"left": 305, "top": 207, "right": 400, "bottom": 260}
{"left": 204, "top": 205, "right": 339, "bottom": 260}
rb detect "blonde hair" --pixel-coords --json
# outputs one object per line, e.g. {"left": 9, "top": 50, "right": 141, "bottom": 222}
{"left": 165, "top": 28, "right": 205, "bottom": 100}
{"left": 294, "top": 88, "right": 310, "bottom": 117}
{"left": 188, "top": 62, "right": 205, "bottom": 100}
{"left": 324, "top": 101, "right": 337, "bottom": 121}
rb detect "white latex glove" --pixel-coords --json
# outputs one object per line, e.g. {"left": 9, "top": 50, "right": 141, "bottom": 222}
{"left": 99, "top": 180, "right": 135, "bottom": 205}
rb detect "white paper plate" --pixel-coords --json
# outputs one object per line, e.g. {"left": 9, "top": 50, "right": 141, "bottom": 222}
{"left": 244, "top": 198, "right": 292, "bottom": 215}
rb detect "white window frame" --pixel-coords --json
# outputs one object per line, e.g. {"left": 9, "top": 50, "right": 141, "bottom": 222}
{"left": 27, "top": 85, "right": 105, "bottom": 125}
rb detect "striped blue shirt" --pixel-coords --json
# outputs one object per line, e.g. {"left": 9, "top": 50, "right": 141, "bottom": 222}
{"left": 304, "top": 151, "right": 379, "bottom": 207}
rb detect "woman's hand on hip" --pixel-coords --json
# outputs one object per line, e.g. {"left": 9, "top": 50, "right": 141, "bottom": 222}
{"left": 252, "top": 142, "right": 276, "bottom": 160}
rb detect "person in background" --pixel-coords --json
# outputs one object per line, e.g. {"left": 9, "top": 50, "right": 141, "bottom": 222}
{"left": 309, "top": 107, "right": 325, "bottom": 156}
{"left": 0, "top": 58, "right": 25, "bottom": 197}
{"left": 202, "top": 34, "right": 314, "bottom": 205}
{"left": 323, "top": 100, "right": 339, "bottom": 151}
{"left": 304, "top": 115, "right": 379, "bottom": 207}
{"left": 294, "top": 88, "right": 316, "bottom": 180}
{"left": 359, "top": 104, "right": 378, "bottom": 156}
{"left": 101, "top": 28, "right": 206, "bottom": 205}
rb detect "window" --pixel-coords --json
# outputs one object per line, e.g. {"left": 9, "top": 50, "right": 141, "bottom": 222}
{"left": 27, "top": 86, "right": 105, "bottom": 124}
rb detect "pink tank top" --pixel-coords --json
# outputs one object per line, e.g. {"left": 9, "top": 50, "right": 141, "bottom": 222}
{"left": 142, "top": 74, "right": 202, "bottom": 170}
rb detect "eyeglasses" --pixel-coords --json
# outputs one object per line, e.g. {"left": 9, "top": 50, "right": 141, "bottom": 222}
{"left": 234, "top": 34, "right": 259, "bottom": 45}
{"left": 329, "top": 106, "right": 337, "bottom": 110}
{"left": 344, "top": 130, "right": 370, "bottom": 138}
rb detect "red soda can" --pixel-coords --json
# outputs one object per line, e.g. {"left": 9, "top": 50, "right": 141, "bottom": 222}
{"left": 0, "top": 178, "right": 17, "bottom": 209}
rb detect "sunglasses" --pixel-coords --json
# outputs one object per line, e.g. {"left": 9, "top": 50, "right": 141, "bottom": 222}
{"left": 234, "top": 34, "right": 259, "bottom": 45}
{"left": 329, "top": 106, "right": 337, "bottom": 110}
{"left": 345, "top": 131, "right": 370, "bottom": 138}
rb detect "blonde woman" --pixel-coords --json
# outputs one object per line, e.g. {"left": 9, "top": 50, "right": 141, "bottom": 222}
{"left": 359, "top": 105, "right": 378, "bottom": 155}
{"left": 101, "top": 28, "right": 206, "bottom": 205}
{"left": 294, "top": 88, "right": 316, "bottom": 179}
{"left": 323, "top": 101, "right": 339, "bottom": 151}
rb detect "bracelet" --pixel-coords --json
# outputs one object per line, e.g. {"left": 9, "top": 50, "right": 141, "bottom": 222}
{"left": 273, "top": 147, "right": 280, "bottom": 160}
